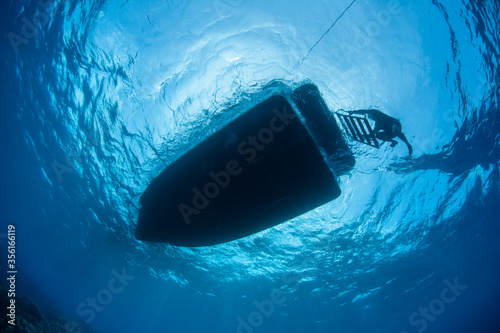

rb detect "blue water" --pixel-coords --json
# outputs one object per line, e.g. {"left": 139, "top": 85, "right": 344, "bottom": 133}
{"left": 1, "top": 0, "right": 499, "bottom": 332}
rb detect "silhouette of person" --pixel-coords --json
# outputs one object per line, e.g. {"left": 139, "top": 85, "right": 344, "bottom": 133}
{"left": 348, "top": 109, "right": 413, "bottom": 156}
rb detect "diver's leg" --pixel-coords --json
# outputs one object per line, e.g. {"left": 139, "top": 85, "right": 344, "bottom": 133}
{"left": 376, "top": 131, "right": 398, "bottom": 147}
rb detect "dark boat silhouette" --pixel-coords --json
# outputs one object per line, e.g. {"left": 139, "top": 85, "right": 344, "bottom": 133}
{"left": 135, "top": 84, "right": 354, "bottom": 246}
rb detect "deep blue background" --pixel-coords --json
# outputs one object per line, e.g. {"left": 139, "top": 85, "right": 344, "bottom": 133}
{"left": 1, "top": 0, "right": 499, "bottom": 332}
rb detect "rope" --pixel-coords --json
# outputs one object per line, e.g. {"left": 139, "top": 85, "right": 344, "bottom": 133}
{"left": 294, "top": 0, "right": 357, "bottom": 69}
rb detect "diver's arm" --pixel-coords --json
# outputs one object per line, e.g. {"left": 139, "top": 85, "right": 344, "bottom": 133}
{"left": 347, "top": 109, "right": 376, "bottom": 116}
{"left": 397, "top": 133, "right": 413, "bottom": 156}
{"left": 348, "top": 109, "right": 386, "bottom": 122}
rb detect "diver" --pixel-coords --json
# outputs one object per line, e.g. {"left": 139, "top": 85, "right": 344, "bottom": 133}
{"left": 347, "top": 109, "right": 413, "bottom": 156}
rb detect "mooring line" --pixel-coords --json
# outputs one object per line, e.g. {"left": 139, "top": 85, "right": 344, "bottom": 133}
{"left": 294, "top": 0, "right": 357, "bottom": 69}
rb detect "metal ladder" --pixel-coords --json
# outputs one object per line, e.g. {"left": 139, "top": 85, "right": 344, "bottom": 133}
{"left": 335, "top": 111, "right": 380, "bottom": 148}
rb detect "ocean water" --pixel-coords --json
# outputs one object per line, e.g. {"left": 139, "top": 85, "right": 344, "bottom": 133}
{"left": 1, "top": 0, "right": 499, "bottom": 332}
